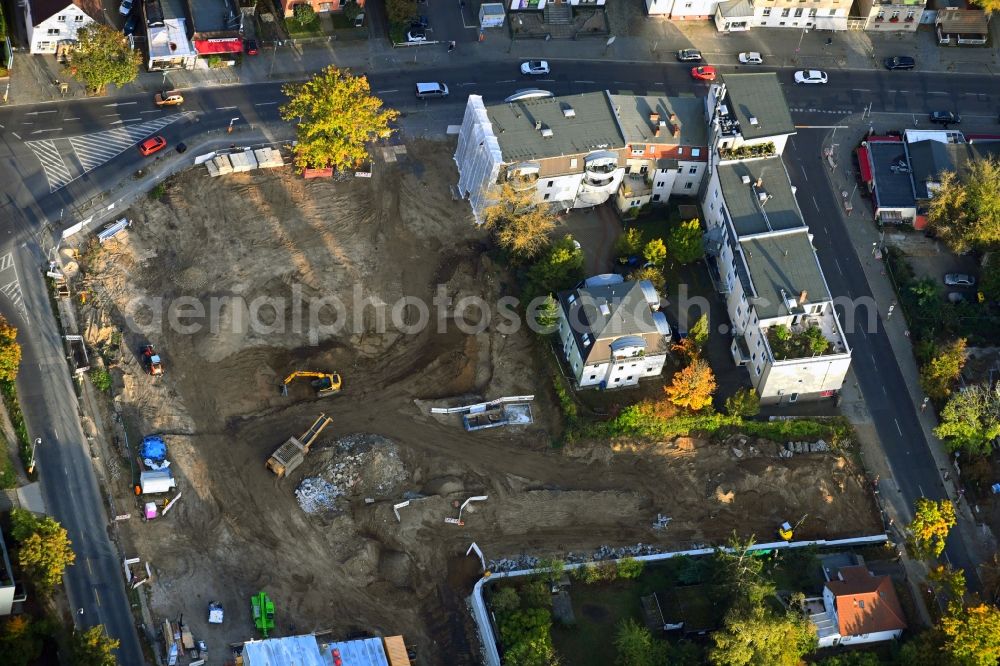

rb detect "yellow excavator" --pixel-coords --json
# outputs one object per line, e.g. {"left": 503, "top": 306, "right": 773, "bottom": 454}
{"left": 281, "top": 371, "right": 342, "bottom": 397}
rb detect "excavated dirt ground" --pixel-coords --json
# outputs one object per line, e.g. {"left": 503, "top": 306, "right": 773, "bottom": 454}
{"left": 79, "top": 142, "right": 881, "bottom": 665}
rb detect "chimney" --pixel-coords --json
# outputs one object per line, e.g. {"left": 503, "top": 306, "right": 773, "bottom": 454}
{"left": 799, "top": 290, "right": 808, "bottom": 304}
{"left": 654, "top": 125, "right": 661, "bottom": 138}
{"left": 534, "top": 120, "right": 542, "bottom": 130}
{"left": 649, "top": 112, "right": 660, "bottom": 125}
{"left": 755, "top": 177, "right": 763, "bottom": 188}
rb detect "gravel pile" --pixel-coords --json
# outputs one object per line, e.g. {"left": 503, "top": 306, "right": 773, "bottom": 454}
{"left": 295, "top": 477, "right": 341, "bottom": 515}
{"left": 296, "top": 433, "right": 407, "bottom": 515}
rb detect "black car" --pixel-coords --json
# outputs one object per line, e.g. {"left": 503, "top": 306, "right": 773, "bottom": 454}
{"left": 676, "top": 49, "right": 702, "bottom": 62}
{"left": 409, "top": 15, "right": 429, "bottom": 28}
{"left": 929, "top": 111, "right": 961, "bottom": 125}
{"left": 884, "top": 56, "right": 915, "bottom": 70}
{"left": 123, "top": 10, "right": 140, "bottom": 35}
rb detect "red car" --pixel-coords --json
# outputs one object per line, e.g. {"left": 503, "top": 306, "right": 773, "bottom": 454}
{"left": 691, "top": 66, "right": 717, "bottom": 81}
{"left": 138, "top": 136, "right": 167, "bottom": 156}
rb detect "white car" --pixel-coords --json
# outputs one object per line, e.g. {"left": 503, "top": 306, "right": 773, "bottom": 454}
{"left": 738, "top": 52, "right": 762, "bottom": 65}
{"left": 406, "top": 30, "right": 427, "bottom": 42}
{"left": 520, "top": 60, "right": 550, "bottom": 76}
{"left": 794, "top": 70, "right": 828, "bottom": 84}
{"left": 119, "top": 0, "right": 133, "bottom": 14}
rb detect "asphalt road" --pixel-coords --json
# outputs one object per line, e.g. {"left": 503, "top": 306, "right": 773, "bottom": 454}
{"left": 0, "top": 60, "right": 996, "bottom": 661}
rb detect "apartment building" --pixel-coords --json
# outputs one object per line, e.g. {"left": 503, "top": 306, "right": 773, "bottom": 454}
{"left": 856, "top": 0, "right": 923, "bottom": 31}
{"left": 747, "top": 0, "right": 851, "bottom": 30}
{"left": 454, "top": 92, "right": 627, "bottom": 223}
{"left": 608, "top": 94, "right": 709, "bottom": 213}
{"left": 646, "top": 0, "right": 721, "bottom": 19}
{"left": 703, "top": 74, "right": 851, "bottom": 404}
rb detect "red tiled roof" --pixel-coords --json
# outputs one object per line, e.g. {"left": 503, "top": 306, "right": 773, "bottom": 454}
{"left": 857, "top": 146, "right": 872, "bottom": 182}
{"left": 193, "top": 38, "right": 242, "bottom": 54}
{"left": 827, "top": 566, "right": 907, "bottom": 637}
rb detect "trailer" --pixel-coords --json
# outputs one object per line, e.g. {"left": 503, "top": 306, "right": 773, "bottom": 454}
{"left": 138, "top": 470, "right": 176, "bottom": 495}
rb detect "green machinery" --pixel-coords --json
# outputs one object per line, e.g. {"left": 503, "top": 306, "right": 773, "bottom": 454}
{"left": 251, "top": 591, "right": 275, "bottom": 637}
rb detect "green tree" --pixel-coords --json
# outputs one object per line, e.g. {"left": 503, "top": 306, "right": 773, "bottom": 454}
{"left": 616, "top": 557, "right": 644, "bottom": 580}
{"left": 10, "top": 509, "right": 76, "bottom": 590}
{"left": 715, "top": 534, "right": 774, "bottom": 608}
{"left": 941, "top": 603, "right": 1000, "bottom": 666}
{"left": 803, "top": 326, "right": 830, "bottom": 355}
{"left": 520, "top": 581, "right": 551, "bottom": 609}
{"left": 668, "top": 218, "right": 704, "bottom": 264}
{"left": 385, "top": 0, "right": 417, "bottom": 23}
{"left": 0, "top": 315, "right": 21, "bottom": 382}
{"left": 70, "top": 24, "right": 141, "bottom": 94}
{"left": 629, "top": 265, "right": 664, "bottom": 291}
{"left": 504, "top": 636, "right": 560, "bottom": 666}
{"left": 482, "top": 183, "right": 556, "bottom": 261}
{"left": 919, "top": 338, "right": 967, "bottom": 402}
{"left": 665, "top": 358, "right": 716, "bottom": 412}
{"left": 614, "top": 618, "right": 667, "bottom": 666}
{"left": 926, "top": 159, "right": 1000, "bottom": 254}
{"left": 281, "top": 66, "right": 398, "bottom": 173}
{"left": 928, "top": 564, "right": 967, "bottom": 606}
{"left": 642, "top": 238, "right": 668, "bottom": 267}
{"left": 980, "top": 253, "right": 1000, "bottom": 302}
{"left": 498, "top": 608, "right": 552, "bottom": 647}
{"left": 907, "top": 498, "right": 956, "bottom": 560}
{"left": 70, "top": 625, "right": 118, "bottom": 666}
{"left": 817, "top": 652, "right": 883, "bottom": 666}
{"left": 615, "top": 227, "right": 644, "bottom": 259}
{"left": 90, "top": 368, "right": 112, "bottom": 393}
{"left": 289, "top": 4, "right": 319, "bottom": 29}
{"left": 725, "top": 388, "right": 760, "bottom": 419}
{"left": 0, "top": 615, "right": 44, "bottom": 666}
{"left": 935, "top": 383, "right": 1000, "bottom": 456}
{"left": 895, "top": 631, "right": 949, "bottom": 666}
{"left": 709, "top": 603, "right": 816, "bottom": 666}
{"left": 523, "top": 235, "right": 583, "bottom": 300}
{"left": 689, "top": 313, "right": 709, "bottom": 350}
{"left": 531, "top": 295, "right": 561, "bottom": 333}
{"left": 910, "top": 278, "right": 940, "bottom": 308}
{"left": 492, "top": 587, "right": 521, "bottom": 614}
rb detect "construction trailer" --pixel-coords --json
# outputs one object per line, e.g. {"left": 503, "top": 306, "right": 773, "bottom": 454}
{"left": 266, "top": 413, "right": 332, "bottom": 478}
{"left": 138, "top": 470, "right": 176, "bottom": 495}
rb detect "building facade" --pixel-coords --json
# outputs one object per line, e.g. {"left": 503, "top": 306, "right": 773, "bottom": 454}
{"left": 809, "top": 565, "right": 907, "bottom": 648}
{"left": 856, "top": 0, "right": 923, "bottom": 31}
{"left": 24, "top": 0, "right": 98, "bottom": 55}
{"left": 646, "top": 0, "right": 720, "bottom": 19}
{"left": 609, "top": 94, "right": 709, "bottom": 213}
{"left": 746, "top": 0, "right": 851, "bottom": 30}
{"left": 556, "top": 280, "right": 671, "bottom": 389}
{"left": 280, "top": 0, "right": 365, "bottom": 19}
{"left": 454, "top": 92, "right": 628, "bottom": 224}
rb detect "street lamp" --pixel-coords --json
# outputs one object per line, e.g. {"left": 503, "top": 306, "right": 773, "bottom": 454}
{"left": 27, "top": 438, "right": 40, "bottom": 475}
{"left": 228, "top": 117, "right": 239, "bottom": 133}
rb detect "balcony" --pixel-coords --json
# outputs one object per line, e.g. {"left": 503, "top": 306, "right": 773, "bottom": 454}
{"left": 620, "top": 173, "right": 652, "bottom": 198}
{"left": 762, "top": 310, "right": 848, "bottom": 362}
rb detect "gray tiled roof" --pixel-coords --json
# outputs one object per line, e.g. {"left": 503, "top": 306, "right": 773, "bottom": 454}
{"left": 558, "top": 281, "right": 665, "bottom": 365}
{"left": 741, "top": 230, "right": 830, "bottom": 320}
{"left": 486, "top": 92, "right": 625, "bottom": 162}
{"left": 717, "top": 158, "right": 806, "bottom": 237}
{"left": 868, "top": 141, "right": 916, "bottom": 209}
{"left": 721, "top": 73, "right": 796, "bottom": 142}
{"left": 907, "top": 140, "right": 1000, "bottom": 199}
{"left": 608, "top": 94, "right": 707, "bottom": 147}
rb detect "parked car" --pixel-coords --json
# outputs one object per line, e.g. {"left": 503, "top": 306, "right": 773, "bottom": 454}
{"left": 520, "top": 60, "right": 550, "bottom": 76}
{"left": 690, "top": 66, "right": 716, "bottom": 81}
{"left": 929, "top": 111, "right": 961, "bottom": 125}
{"left": 354, "top": 12, "right": 365, "bottom": 27}
{"left": 794, "top": 70, "right": 828, "bottom": 84}
{"left": 738, "top": 52, "right": 763, "bottom": 64}
{"left": 153, "top": 90, "right": 184, "bottom": 106}
{"left": 884, "top": 56, "right": 915, "bottom": 70}
{"left": 409, "top": 15, "right": 429, "bottom": 28}
{"left": 119, "top": 0, "right": 133, "bottom": 15}
{"left": 947, "top": 292, "right": 967, "bottom": 304}
{"left": 243, "top": 38, "right": 259, "bottom": 55}
{"left": 676, "top": 49, "right": 702, "bottom": 62}
{"left": 138, "top": 136, "right": 167, "bottom": 156}
{"left": 123, "top": 10, "right": 141, "bottom": 35}
{"left": 406, "top": 29, "right": 427, "bottom": 42}
{"left": 944, "top": 273, "right": 975, "bottom": 287}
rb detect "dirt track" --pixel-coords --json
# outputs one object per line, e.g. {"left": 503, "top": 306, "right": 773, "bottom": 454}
{"left": 81, "top": 142, "right": 882, "bottom": 664}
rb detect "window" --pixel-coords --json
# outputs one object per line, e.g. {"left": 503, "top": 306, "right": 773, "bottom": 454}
{"left": 779, "top": 20, "right": 786, "bottom": 24}
{"left": 789, "top": 393, "right": 799, "bottom": 403}
{"left": 752, "top": 352, "right": 757, "bottom": 362}
{"left": 570, "top": 158, "right": 578, "bottom": 168}
{"left": 639, "top": 165, "right": 648, "bottom": 174}
{"left": 781, "top": 8, "right": 790, "bottom": 16}
{"left": 656, "top": 181, "right": 664, "bottom": 188}
{"left": 684, "top": 182, "right": 693, "bottom": 190}
{"left": 684, "top": 2, "right": 692, "bottom": 6}
{"left": 626, "top": 376, "right": 633, "bottom": 381}
{"left": 762, "top": 7, "right": 771, "bottom": 15}
{"left": 74, "top": 15, "right": 84, "bottom": 21}
{"left": 741, "top": 292, "right": 747, "bottom": 303}
{"left": 678, "top": 147, "right": 684, "bottom": 155}
{"left": 890, "top": 10, "right": 899, "bottom": 18}
{"left": 905, "top": 9, "right": 914, "bottom": 18}
{"left": 736, "top": 306, "right": 742, "bottom": 317}
{"left": 688, "top": 166, "right": 697, "bottom": 174}
{"left": 652, "top": 194, "right": 661, "bottom": 201}
{"left": 47, "top": 28, "right": 60, "bottom": 35}
{"left": 676, "top": 167, "right": 683, "bottom": 173}
{"left": 809, "top": 8, "right": 817, "bottom": 16}
{"left": 589, "top": 375, "right": 596, "bottom": 380}
{"left": 691, "top": 148, "right": 701, "bottom": 157}
{"left": 631, "top": 145, "right": 646, "bottom": 156}
{"left": 544, "top": 193, "right": 551, "bottom": 200}
{"left": 829, "top": 7, "right": 836, "bottom": 14}
{"left": 57, "top": 14, "right": 66, "bottom": 21}
{"left": 858, "top": 600, "right": 865, "bottom": 609}
{"left": 755, "top": 364, "right": 762, "bottom": 375}
{"left": 547, "top": 180, "right": 554, "bottom": 187}
{"left": 37, "top": 41, "right": 51, "bottom": 49}
{"left": 756, "top": 338, "right": 762, "bottom": 348}
{"left": 794, "top": 8, "right": 803, "bottom": 16}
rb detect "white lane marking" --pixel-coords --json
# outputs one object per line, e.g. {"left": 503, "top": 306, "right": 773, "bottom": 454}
{"left": 800, "top": 165, "right": 808, "bottom": 181}
{"left": 140, "top": 110, "right": 162, "bottom": 114}
{"left": 812, "top": 196, "right": 820, "bottom": 211}
{"left": 24, "top": 139, "right": 72, "bottom": 191}
{"left": 894, "top": 418, "right": 902, "bottom": 436}
{"left": 215, "top": 105, "right": 238, "bottom": 110}
{"left": 575, "top": 80, "right": 596, "bottom": 84}
{"left": 11, "top": 132, "right": 20, "bottom": 139}
{"left": 376, "top": 89, "right": 399, "bottom": 93}
{"left": 834, "top": 258, "right": 843, "bottom": 275}
{"left": 496, "top": 80, "right": 515, "bottom": 84}
{"left": 851, "top": 88, "right": 871, "bottom": 92}
{"left": 254, "top": 102, "right": 278, "bottom": 106}
{"left": 25, "top": 110, "right": 57, "bottom": 115}
{"left": 0, "top": 253, "right": 26, "bottom": 318}
{"left": 928, "top": 91, "right": 948, "bottom": 95}
{"left": 30, "top": 128, "right": 62, "bottom": 134}
{"left": 64, "top": 117, "right": 80, "bottom": 121}
{"left": 104, "top": 101, "right": 137, "bottom": 106}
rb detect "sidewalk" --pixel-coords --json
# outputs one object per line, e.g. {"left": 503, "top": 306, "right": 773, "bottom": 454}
{"left": 6, "top": 9, "right": 1000, "bottom": 106}
{"left": 823, "top": 118, "right": 995, "bottom": 589}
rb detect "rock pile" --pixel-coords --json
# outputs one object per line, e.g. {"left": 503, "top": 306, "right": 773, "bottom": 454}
{"left": 295, "top": 477, "right": 340, "bottom": 515}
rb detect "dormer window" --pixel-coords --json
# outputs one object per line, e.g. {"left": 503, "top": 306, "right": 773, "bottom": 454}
{"left": 631, "top": 145, "right": 646, "bottom": 156}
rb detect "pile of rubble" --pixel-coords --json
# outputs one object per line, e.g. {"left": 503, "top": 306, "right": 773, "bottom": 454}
{"left": 295, "top": 433, "right": 407, "bottom": 515}
{"left": 295, "top": 477, "right": 341, "bottom": 515}
{"left": 487, "top": 543, "right": 666, "bottom": 573}
{"left": 779, "top": 440, "right": 831, "bottom": 457}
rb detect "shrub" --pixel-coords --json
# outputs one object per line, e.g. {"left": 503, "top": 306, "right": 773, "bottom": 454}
{"left": 617, "top": 557, "right": 644, "bottom": 580}
{"left": 90, "top": 368, "right": 112, "bottom": 393}
{"left": 492, "top": 587, "right": 521, "bottom": 614}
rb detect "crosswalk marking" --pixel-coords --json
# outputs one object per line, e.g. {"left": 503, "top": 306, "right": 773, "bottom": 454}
{"left": 0, "top": 253, "right": 26, "bottom": 319}
{"left": 24, "top": 114, "right": 186, "bottom": 193}
{"left": 25, "top": 139, "right": 72, "bottom": 192}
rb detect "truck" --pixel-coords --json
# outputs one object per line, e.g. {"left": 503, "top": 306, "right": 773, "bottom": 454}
{"left": 266, "top": 414, "right": 332, "bottom": 478}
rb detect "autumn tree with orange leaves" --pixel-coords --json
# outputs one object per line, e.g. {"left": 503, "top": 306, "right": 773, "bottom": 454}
{"left": 665, "top": 357, "right": 717, "bottom": 411}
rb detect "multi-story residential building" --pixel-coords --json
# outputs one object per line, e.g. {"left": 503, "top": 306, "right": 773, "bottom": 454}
{"left": 609, "top": 94, "right": 709, "bottom": 213}
{"left": 746, "top": 0, "right": 852, "bottom": 30}
{"left": 556, "top": 279, "right": 671, "bottom": 389}
{"left": 646, "top": 0, "right": 721, "bottom": 19}
{"left": 0, "top": 526, "right": 15, "bottom": 615}
{"left": 856, "top": 0, "right": 923, "bottom": 31}
{"left": 24, "top": 0, "right": 98, "bottom": 55}
{"left": 702, "top": 74, "right": 851, "bottom": 405}
{"left": 807, "top": 565, "right": 907, "bottom": 648}
{"left": 454, "top": 92, "right": 627, "bottom": 223}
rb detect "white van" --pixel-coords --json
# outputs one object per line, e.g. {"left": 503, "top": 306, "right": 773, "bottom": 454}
{"left": 415, "top": 82, "right": 449, "bottom": 99}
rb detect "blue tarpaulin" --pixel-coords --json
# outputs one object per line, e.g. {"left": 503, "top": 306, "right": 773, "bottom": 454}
{"left": 141, "top": 436, "right": 167, "bottom": 462}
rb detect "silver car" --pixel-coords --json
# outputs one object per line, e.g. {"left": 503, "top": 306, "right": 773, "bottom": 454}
{"left": 944, "top": 273, "right": 975, "bottom": 287}
{"left": 794, "top": 70, "right": 828, "bottom": 84}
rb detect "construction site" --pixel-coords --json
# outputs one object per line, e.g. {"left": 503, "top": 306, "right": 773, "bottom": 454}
{"left": 70, "top": 141, "right": 882, "bottom": 664}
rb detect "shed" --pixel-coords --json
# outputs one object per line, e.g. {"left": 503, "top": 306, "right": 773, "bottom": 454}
{"left": 139, "top": 470, "right": 176, "bottom": 494}
{"left": 936, "top": 8, "right": 988, "bottom": 45}
{"left": 479, "top": 2, "right": 506, "bottom": 28}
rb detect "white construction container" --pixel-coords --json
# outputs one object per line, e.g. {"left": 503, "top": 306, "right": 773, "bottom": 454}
{"left": 139, "top": 470, "right": 176, "bottom": 494}
{"left": 254, "top": 147, "right": 284, "bottom": 169}
{"left": 228, "top": 150, "right": 259, "bottom": 173}
{"left": 212, "top": 155, "right": 234, "bottom": 176}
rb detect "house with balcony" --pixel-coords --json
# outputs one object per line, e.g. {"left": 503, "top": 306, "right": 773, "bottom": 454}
{"left": 936, "top": 8, "right": 988, "bottom": 45}
{"left": 24, "top": 0, "right": 99, "bottom": 55}
{"left": 805, "top": 564, "right": 906, "bottom": 648}
{"left": 556, "top": 279, "right": 671, "bottom": 389}
{"left": 705, "top": 73, "right": 797, "bottom": 159}
{"left": 608, "top": 94, "right": 709, "bottom": 213}
{"left": 856, "top": 0, "right": 923, "bottom": 31}
{"left": 746, "top": 0, "right": 851, "bottom": 30}
{"left": 702, "top": 156, "right": 851, "bottom": 404}
{"left": 454, "top": 93, "right": 627, "bottom": 224}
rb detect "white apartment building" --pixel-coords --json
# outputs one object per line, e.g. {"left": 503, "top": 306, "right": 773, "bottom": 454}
{"left": 646, "top": 0, "right": 721, "bottom": 19}
{"left": 557, "top": 279, "right": 671, "bottom": 389}
{"left": 608, "top": 94, "right": 709, "bottom": 213}
{"left": 702, "top": 74, "right": 851, "bottom": 405}
{"left": 747, "top": 0, "right": 852, "bottom": 30}
{"left": 454, "top": 92, "right": 627, "bottom": 224}
{"left": 25, "top": 0, "right": 98, "bottom": 55}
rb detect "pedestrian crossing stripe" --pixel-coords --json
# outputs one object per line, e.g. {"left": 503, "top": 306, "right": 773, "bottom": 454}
{"left": 25, "top": 139, "right": 72, "bottom": 192}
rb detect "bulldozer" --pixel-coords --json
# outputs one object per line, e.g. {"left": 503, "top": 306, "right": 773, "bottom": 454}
{"left": 280, "top": 370, "right": 341, "bottom": 397}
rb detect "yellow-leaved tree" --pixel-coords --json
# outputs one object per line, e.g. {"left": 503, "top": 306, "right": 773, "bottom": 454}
{"left": 281, "top": 66, "right": 399, "bottom": 173}
{"left": 665, "top": 357, "right": 716, "bottom": 411}
{"left": 482, "top": 182, "right": 556, "bottom": 262}
{"left": 0, "top": 315, "right": 21, "bottom": 382}
{"left": 906, "top": 497, "right": 956, "bottom": 560}
{"left": 10, "top": 509, "right": 75, "bottom": 590}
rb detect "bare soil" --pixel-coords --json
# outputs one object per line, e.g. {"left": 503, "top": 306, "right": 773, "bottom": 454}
{"left": 80, "top": 141, "right": 881, "bottom": 665}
